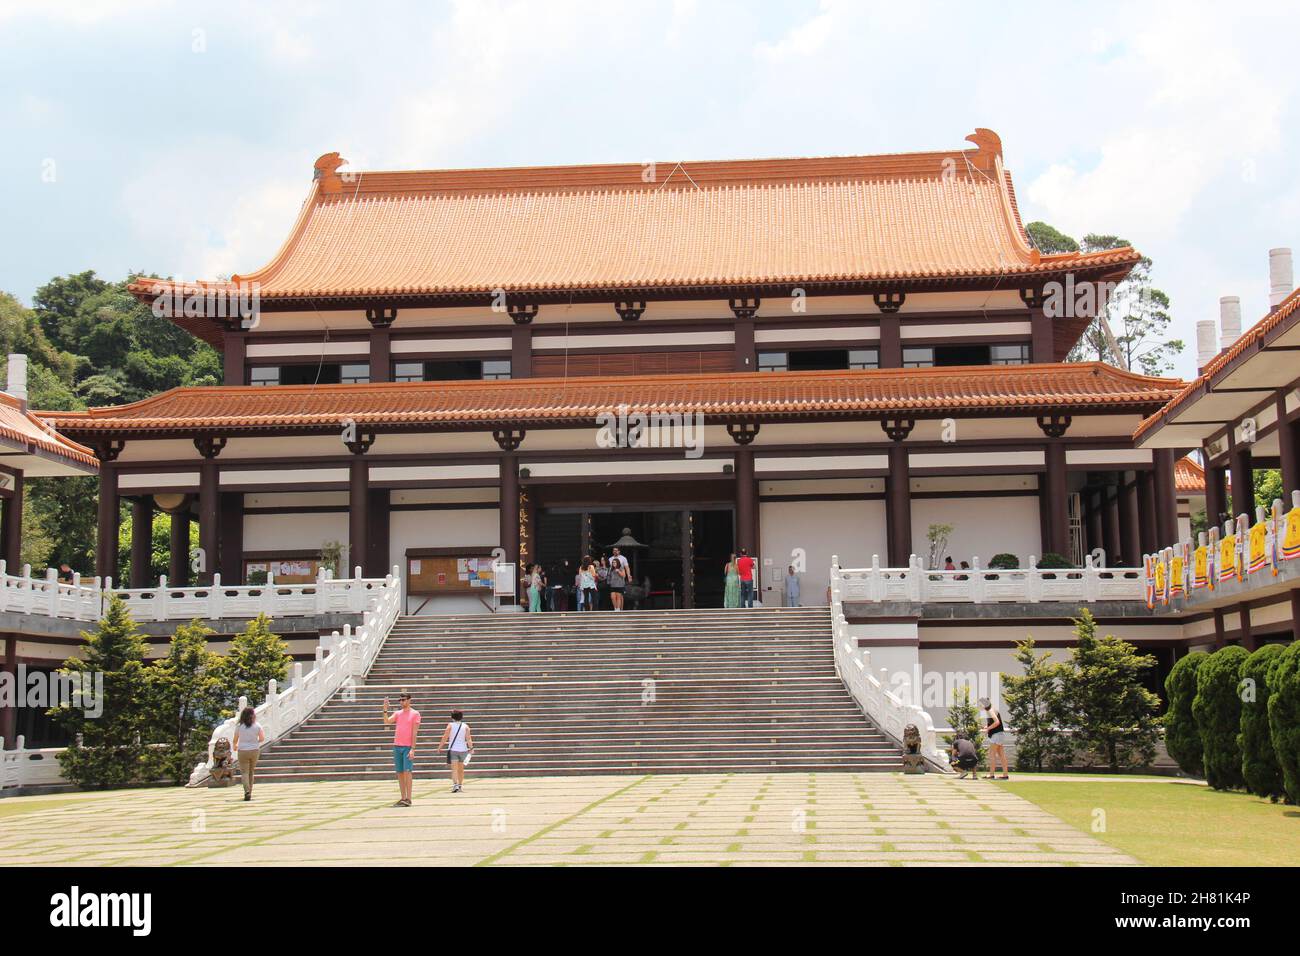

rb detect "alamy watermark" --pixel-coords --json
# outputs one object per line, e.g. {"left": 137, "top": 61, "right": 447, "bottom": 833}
{"left": 595, "top": 404, "right": 705, "bottom": 459}
{"left": 0, "top": 665, "right": 103, "bottom": 718}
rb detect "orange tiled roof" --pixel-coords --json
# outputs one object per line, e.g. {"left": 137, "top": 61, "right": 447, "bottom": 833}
{"left": 0, "top": 392, "right": 99, "bottom": 469}
{"left": 41, "top": 363, "right": 1182, "bottom": 437}
{"left": 128, "top": 130, "right": 1140, "bottom": 316}
{"left": 1175, "top": 455, "right": 1205, "bottom": 494}
{"left": 1134, "top": 284, "right": 1300, "bottom": 440}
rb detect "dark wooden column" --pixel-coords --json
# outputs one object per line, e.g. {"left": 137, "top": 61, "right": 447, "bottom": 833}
{"left": 1084, "top": 489, "right": 1103, "bottom": 557}
{"left": 370, "top": 326, "right": 391, "bottom": 383}
{"left": 1120, "top": 472, "right": 1141, "bottom": 564}
{"left": 1277, "top": 395, "right": 1300, "bottom": 494}
{"left": 1212, "top": 608, "right": 1226, "bottom": 649}
{"left": 368, "top": 488, "right": 390, "bottom": 577}
{"left": 881, "top": 418, "right": 914, "bottom": 566}
{"left": 1291, "top": 589, "right": 1300, "bottom": 643}
{"left": 734, "top": 447, "right": 756, "bottom": 554}
{"left": 96, "top": 463, "right": 119, "bottom": 581}
{"left": 219, "top": 493, "right": 243, "bottom": 583}
{"left": 1, "top": 470, "right": 23, "bottom": 571}
{"left": 680, "top": 509, "right": 693, "bottom": 609}
{"left": 510, "top": 325, "right": 532, "bottom": 379}
{"left": 1102, "top": 482, "right": 1122, "bottom": 565}
{"left": 1204, "top": 454, "right": 1227, "bottom": 530}
{"left": 878, "top": 315, "right": 901, "bottom": 368}
{"left": 1153, "top": 449, "right": 1180, "bottom": 546}
{"left": 348, "top": 456, "right": 369, "bottom": 578}
{"left": 223, "top": 331, "right": 246, "bottom": 387}
{"left": 1029, "top": 308, "right": 1054, "bottom": 363}
{"left": 730, "top": 298, "right": 758, "bottom": 372}
{"left": 365, "top": 307, "right": 396, "bottom": 384}
{"left": 499, "top": 455, "right": 520, "bottom": 566}
{"left": 197, "top": 464, "right": 220, "bottom": 584}
{"left": 1042, "top": 441, "right": 1069, "bottom": 558}
{"left": 1239, "top": 602, "right": 1257, "bottom": 651}
{"left": 1138, "top": 469, "right": 1158, "bottom": 555}
{"left": 1229, "top": 439, "right": 1254, "bottom": 518}
{"left": 0, "top": 637, "right": 15, "bottom": 749}
{"left": 129, "top": 496, "right": 154, "bottom": 588}
{"left": 169, "top": 504, "right": 191, "bottom": 587}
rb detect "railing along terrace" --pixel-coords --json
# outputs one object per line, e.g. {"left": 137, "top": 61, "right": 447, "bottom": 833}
{"left": 1144, "top": 490, "right": 1300, "bottom": 608}
{"left": 832, "top": 554, "right": 1144, "bottom": 605}
{"left": 0, "top": 563, "right": 386, "bottom": 623}
{"left": 828, "top": 559, "right": 948, "bottom": 770}
{"left": 1, "top": 567, "right": 404, "bottom": 791}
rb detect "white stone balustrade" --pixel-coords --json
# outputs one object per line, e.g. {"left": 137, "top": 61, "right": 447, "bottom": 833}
{"left": 832, "top": 554, "right": 1144, "bottom": 605}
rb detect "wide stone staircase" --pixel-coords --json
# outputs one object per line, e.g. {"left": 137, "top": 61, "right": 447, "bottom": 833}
{"left": 254, "top": 606, "right": 901, "bottom": 781}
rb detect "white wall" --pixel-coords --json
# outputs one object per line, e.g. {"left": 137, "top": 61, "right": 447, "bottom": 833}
{"left": 242, "top": 512, "right": 349, "bottom": 554}
{"left": 759, "top": 497, "right": 887, "bottom": 604}
{"left": 911, "top": 495, "right": 1042, "bottom": 567}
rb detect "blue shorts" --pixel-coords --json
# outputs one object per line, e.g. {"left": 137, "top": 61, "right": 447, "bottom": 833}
{"left": 393, "top": 746, "right": 414, "bottom": 773}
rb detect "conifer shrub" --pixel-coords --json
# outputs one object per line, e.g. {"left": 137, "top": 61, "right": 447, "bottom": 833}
{"left": 1191, "top": 645, "right": 1249, "bottom": 790}
{"left": 1267, "top": 641, "right": 1300, "bottom": 805}
{"left": 1238, "top": 643, "right": 1286, "bottom": 801}
{"left": 1163, "top": 652, "right": 1206, "bottom": 777}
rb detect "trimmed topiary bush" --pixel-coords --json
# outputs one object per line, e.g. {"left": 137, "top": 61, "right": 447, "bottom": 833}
{"left": 1238, "top": 643, "right": 1286, "bottom": 801}
{"left": 1192, "top": 645, "right": 1249, "bottom": 790}
{"left": 988, "top": 553, "right": 1020, "bottom": 570}
{"left": 1037, "top": 552, "right": 1073, "bottom": 569}
{"left": 1164, "top": 652, "right": 1207, "bottom": 777}
{"left": 1267, "top": 641, "right": 1300, "bottom": 805}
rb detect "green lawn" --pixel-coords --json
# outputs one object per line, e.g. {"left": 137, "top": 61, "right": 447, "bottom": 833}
{"left": 998, "top": 778, "right": 1300, "bottom": 866}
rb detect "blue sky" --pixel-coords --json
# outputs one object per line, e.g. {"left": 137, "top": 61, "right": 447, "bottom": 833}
{"left": 1, "top": 0, "right": 1297, "bottom": 379}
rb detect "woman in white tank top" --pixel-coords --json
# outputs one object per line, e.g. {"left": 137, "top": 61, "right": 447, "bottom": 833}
{"left": 438, "top": 709, "right": 475, "bottom": 792}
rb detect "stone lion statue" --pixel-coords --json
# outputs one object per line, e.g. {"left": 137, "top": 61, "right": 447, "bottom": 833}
{"left": 902, "top": 724, "right": 922, "bottom": 754}
{"left": 186, "top": 736, "right": 236, "bottom": 788}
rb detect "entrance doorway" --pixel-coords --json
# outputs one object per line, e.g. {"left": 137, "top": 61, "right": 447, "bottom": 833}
{"left": 528, "top": 482, "right": 735, "bottom": 609}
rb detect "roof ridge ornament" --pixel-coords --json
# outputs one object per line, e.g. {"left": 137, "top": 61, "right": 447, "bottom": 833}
{"left": 314, "top": 152, "right": 347, "bottom": 195}
{"left": 964, "top": 128, "right": 1002, "bottom": 171}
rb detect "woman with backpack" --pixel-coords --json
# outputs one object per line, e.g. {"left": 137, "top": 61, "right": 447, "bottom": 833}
{"left": 438, "top": 709, "right": 475, "bottom": 793}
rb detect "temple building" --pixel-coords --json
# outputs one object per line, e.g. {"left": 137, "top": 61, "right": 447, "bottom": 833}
{"left": 43, "top": 130, "right": 1191, "bottom": 613}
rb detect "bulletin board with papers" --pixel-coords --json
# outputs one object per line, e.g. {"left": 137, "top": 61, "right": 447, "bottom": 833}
{"left": 405, "top": 548, "right": 499, "bottom": 595}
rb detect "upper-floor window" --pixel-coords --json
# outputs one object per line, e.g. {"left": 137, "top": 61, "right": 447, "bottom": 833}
{"left": 990, "top": 344, "right": 1031, "bottom": 365}
{"left": 247, "top": 362, "right": 370, "bottom": 386}
{"left": 393, "top": 359, "right": 512, "bottom": 382}
{"left": 757, "top": 348, "right": 879, "bottom": 372}
{"left": 903, "top": 343, "right": 1030, "bottom": 368}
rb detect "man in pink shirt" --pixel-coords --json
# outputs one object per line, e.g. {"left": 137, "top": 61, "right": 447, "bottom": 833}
{"left": 736, "top": 548, "right": 756, "bottom": 608}
{"left": 383, "top": 692, "right": 420, "bottom": 807}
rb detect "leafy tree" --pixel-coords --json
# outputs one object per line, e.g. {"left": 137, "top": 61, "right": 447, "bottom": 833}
{"left": 1267, "top": 641, "right": 1300, "bottom": 805}
{"left": 1238, "top": 643, "right": 1286, "bottom": 801}
{"left": 1253, "top": 469, "right": 1284, "bottom": 515}
{"left": 1058, "top": 609, "right": 1161, "bottom": 770}
{"left": 48, "top": 596, "right": 154, "bottom": 788}
{"left": 117, "top": 510, "right": 199, "bottom": 585}
{"left": 1163, "top": 652, "right": 1206, "bottom": 777}
{"left": 146, "top": 620, "right": 225, "bottom": 784}
{"left": 1029, "top": 226, "right": 1186, "bottom": 376}
{"left": 1025, "top": 221, "right": 1079, "bottom": 255}
{"left": 1191, "top": 645, "right": 1249, "bottom": 790}
{"left": 943, "top": 686, "right": 985, "bottom": 768}
{"left": 219, "top": 613, "right": 291, "bottom": 714}
{"left": 1001, "top": 638, "right": 1072, "bottom": 771}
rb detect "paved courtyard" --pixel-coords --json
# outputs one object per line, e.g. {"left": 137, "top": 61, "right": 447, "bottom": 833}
{"left": 0, "top": 772, "right": 1135, "bottom": 866}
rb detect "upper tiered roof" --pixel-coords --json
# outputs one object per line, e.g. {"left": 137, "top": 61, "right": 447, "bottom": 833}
{"left": 129, "top": 129, "right": 1140, "bottom": 326}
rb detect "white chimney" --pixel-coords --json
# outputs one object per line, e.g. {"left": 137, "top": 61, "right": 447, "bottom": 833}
{"left": 5, "top": 354, "right": 27, "bottom": 407}
{"left": 1219, "top": 296, "right": 1242, "bottom": 351}
{"left": 1196, "top": 320, "right": 1218, "bottom": 371}
{"left": 1269, "top": 247, "right": 1293, "bottom": 309}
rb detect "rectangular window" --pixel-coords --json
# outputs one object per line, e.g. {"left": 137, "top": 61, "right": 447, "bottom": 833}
{"left": 280, "top": 364, "right": 341, "bottom": 386}
{"left": 848, "top": 348, "right": 879, "bottom": 370}
{"left": 482, "top": 359, "right": 512, "bottom": 380}
{"left": 902, "top": 347, "right": 934, "bottom": 368}
{"left": 393, "top": 362, "right": 424, "bottom": 383}
{"left": 248, "top": 366, "right": 280, "bottom": 386}
{"left": 340, "top": 362, "right": 370, "bottom": 384}
{"left": 757, "top": 351, "right": 788, "bottom": 372}
{"left": 990, "top": 343, "right": 1031, "bottom": 365}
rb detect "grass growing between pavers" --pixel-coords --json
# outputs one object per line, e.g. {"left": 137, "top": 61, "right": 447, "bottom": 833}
{"left": 997, "top": 778, "right": 1300, "bottom": 866}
